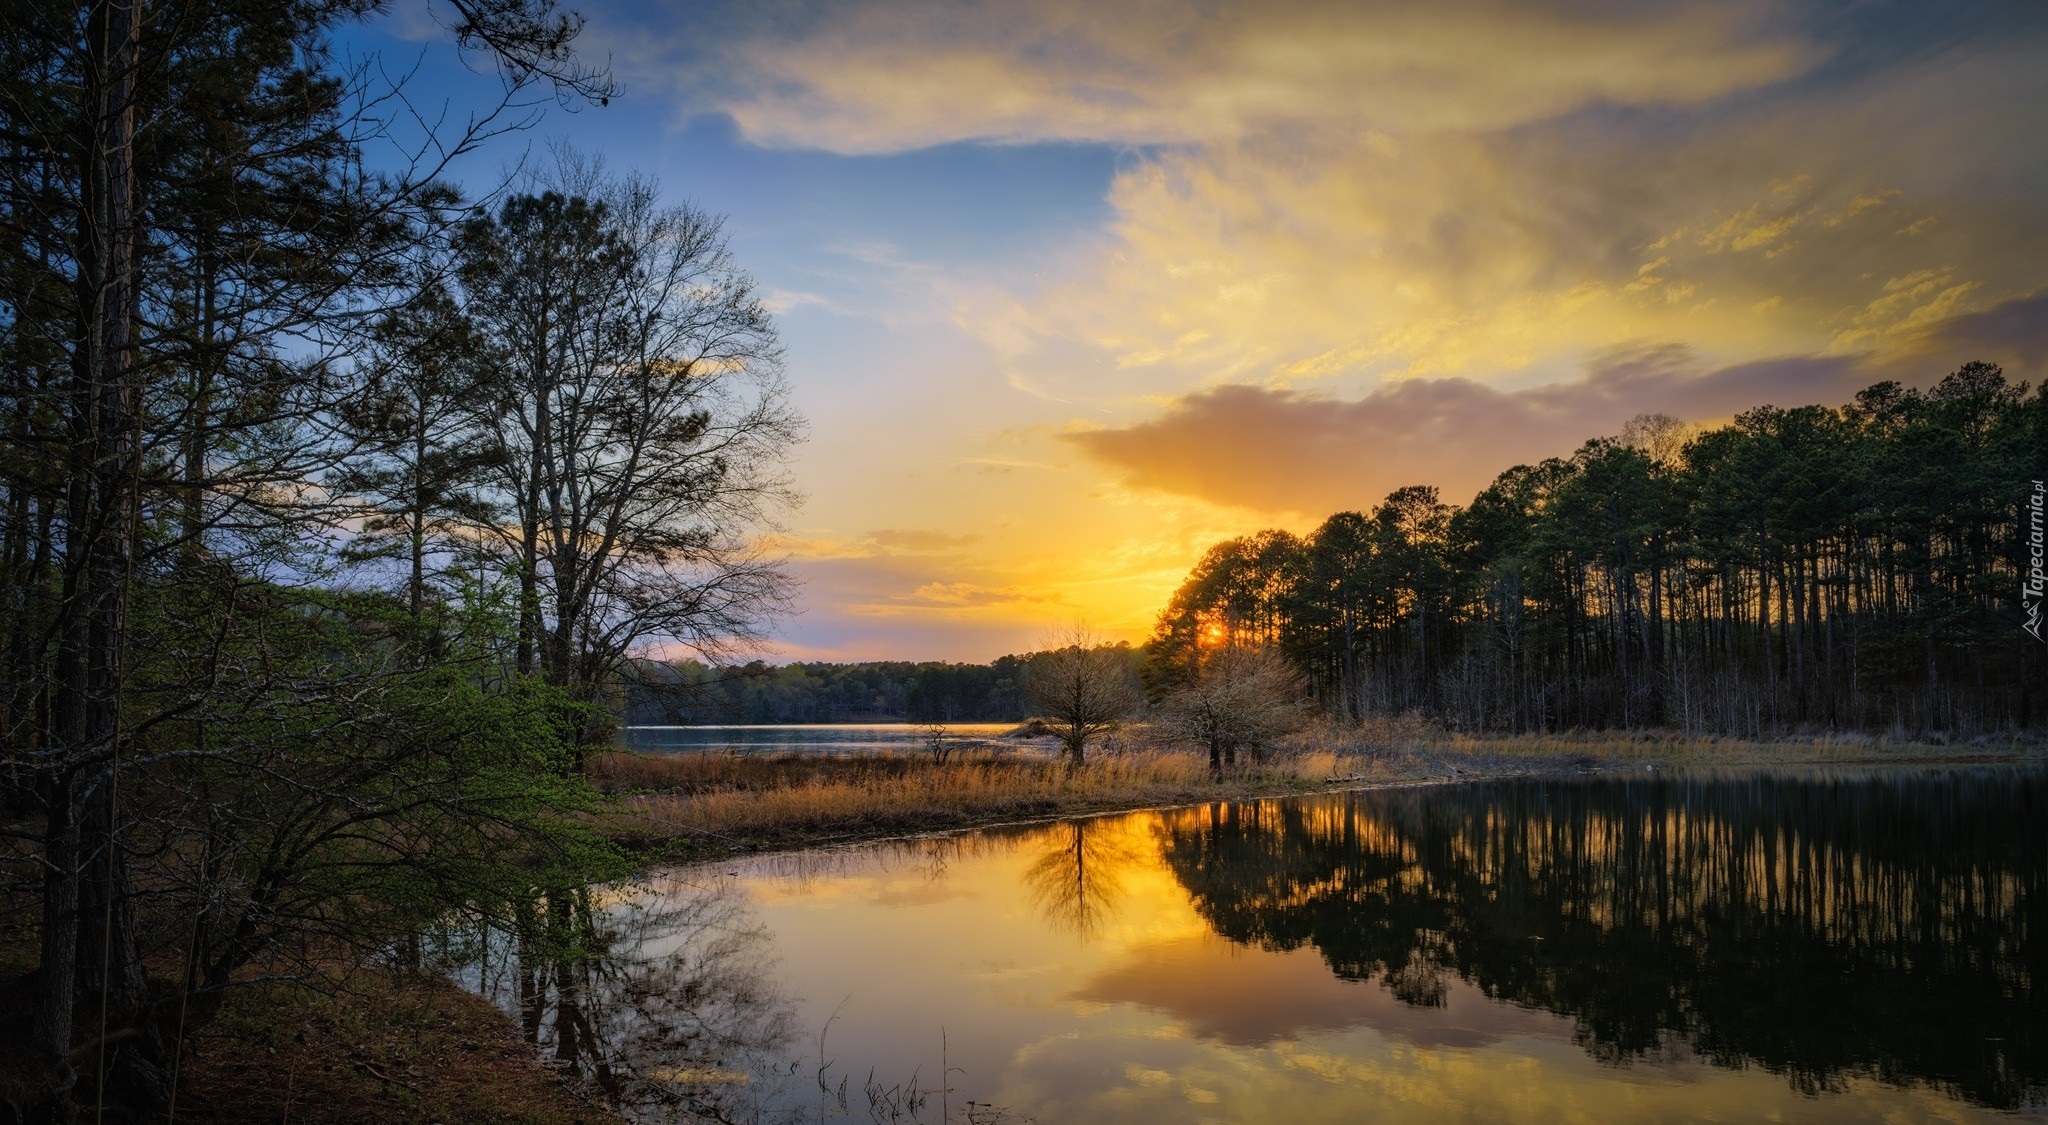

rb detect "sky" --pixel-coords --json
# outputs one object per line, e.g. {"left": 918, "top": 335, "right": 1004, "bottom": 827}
{"left": 347, "top": 0, "right": 2048, "bottom": 663}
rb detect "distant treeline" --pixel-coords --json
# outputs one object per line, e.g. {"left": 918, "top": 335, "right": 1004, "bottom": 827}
{"left": 1150, "top": 363, "right": 2045, "bottom": 734}
{"left": 620, "top": 656, "right": 1042, "bottom": 724}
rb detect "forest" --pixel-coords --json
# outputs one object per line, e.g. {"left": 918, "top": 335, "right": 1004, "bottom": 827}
{"left": 1149, "top": 368, "right": 2045, "bottom": 735}
{"left": 0, "top": 3, "right": 790, "bottom": 1118}
{"left": 618, "top": 657, "right": 1040, "bottom": 724}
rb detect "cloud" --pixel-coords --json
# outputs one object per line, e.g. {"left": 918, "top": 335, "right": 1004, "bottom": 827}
{"left": 1900, "top": 291, "right": 2048, "bottom": 378}
{"left": 1065, "top": 347, "right": 1885, "bottom": 514}
{"left": 897, "top": 581, "right": 1050, "bottom": 609}
{"left": 860, "top": 528, "right": 982, "bottom": 553}
{"left": 790, "top": 554, "right": 1062, "bottom": 623}
{"left": 1070, "top": 282, "right": 2048, "bottom": 516}
{"left": 634, "top": 0, "right": 1810, "bottom": 154}
{"left": 611, "top": 1, "right": 2046, "bottom": 402}
{"left": 761, "top": 287, "right": 838, "bottom": 315}
{"left": 990, "top": 31, "right": 2048, "bottom": 399}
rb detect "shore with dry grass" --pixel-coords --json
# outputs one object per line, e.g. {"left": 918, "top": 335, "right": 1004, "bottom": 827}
{"left": 590, "top": 717, "right": 2046, "bottom": 857}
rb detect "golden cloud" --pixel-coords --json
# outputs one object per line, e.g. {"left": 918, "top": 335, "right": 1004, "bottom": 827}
{"left": 860, "top": 528, "right": 982, "bottom": 553}
{"left": 1060, "top": 337, "right": 2042, "bottom": 515}
{"left": 661, "top": 0, "right": 1809, "bottom": 154}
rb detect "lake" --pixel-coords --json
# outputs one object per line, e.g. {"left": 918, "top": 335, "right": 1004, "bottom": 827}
{"left": 618, "top": 722, "right": 1028, "bottom": 755}
{"left": 465, "top": 765, "right": 2047, "bottom": 1123}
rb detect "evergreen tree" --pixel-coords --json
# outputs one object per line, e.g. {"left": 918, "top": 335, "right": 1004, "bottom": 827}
{"left": 1150, "top": 364, "right": 2045, "bottom": 736}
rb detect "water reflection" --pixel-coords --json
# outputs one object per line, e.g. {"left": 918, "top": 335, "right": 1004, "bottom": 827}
{"left": 1021, "top": 819, "right": 1146, "bottom": 938}
{"left": 452, "top": 767, "right": 2046, "bottom": 1123}
{"left": 1156, "top": 769, "right": 2046, "bottom": 1110}
{"left": 463, "top": 875, "right": 803, "bottom": 1122}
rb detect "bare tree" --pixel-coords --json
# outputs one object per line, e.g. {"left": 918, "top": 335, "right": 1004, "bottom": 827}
{"left": 916, "top": 719, "right": 958, "bottom": 765}
{"left": 1617, "top": 412, "right": 1694, "bottom": 467}
{"left": 460, "top": 154, "right": 802, "bottom": 758}
{"left": 1026, "top": 625, "right": 1139, "bottom": 766}
{"left": 1155, "top": 645, "right": 1307, "bottom": 775}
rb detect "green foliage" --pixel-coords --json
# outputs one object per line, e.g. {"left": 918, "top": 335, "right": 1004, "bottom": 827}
{"left": 0, "top": 0, "right": 628, "bottom": 1114}
{"left": 119, "top": 575, "right": 631, "bottom": 1010}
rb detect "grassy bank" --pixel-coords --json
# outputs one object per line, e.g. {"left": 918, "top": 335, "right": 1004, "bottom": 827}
{"left": 597, "top": 745, "right": 1330, "bottom": 850}
{"left": 592, "top": 719, "right": 2044, "bottom": 855}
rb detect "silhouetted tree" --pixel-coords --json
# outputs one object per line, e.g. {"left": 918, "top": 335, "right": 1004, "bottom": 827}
{"left": 1027, "top": 626, "right": 1140, "bottom": 765}
{"left": 1151, "top": 363, "right": 2044, "bottom": 735}
{"left": 1155, "top": 646, "right": 1307, "bottom": 773}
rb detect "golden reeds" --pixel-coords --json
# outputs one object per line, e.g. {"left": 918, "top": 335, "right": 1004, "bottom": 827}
{"left": 591, "top": 723, "right": 2031, "bottom": 848}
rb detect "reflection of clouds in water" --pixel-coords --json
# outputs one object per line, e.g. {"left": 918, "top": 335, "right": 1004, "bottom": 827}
{"left": 733, "top": 825, "right": 1033, "bottom": 908}
{"left": 1072, "top": 930, "right": 1558, "bottom": 1049}
{"left": 733, "top": 811, "right": 1167, "bottom": 930}
{"left": 1002, "top": 1026, "right": 1974, "bottom": 1125}
{"left": 865, "top": 879, "right": 975, "bottom": 909}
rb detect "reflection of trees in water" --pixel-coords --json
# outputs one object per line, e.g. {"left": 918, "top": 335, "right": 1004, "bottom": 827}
{"left": 1158, "top": 770, "right": 2048, "bottom": 1109}
{"left": 1021, "top": 819, "right": 1148, "bottom": 939}
{"left": 745, "top": 813, "right": 1153, "bottom": 941}
{"left": 458, "top": 875, "right": 802, "bottom": 1122}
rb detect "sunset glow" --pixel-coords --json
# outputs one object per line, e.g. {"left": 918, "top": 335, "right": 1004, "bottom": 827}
{"left": 363, "top": 0, "right": 2046, "bottom": 660}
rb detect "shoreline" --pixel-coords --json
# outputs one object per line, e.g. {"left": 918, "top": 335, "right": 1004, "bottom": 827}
{"left": 34, "top": 738, "right": 2029, "bottom": 1124}
{"left": 596, "top": 732, "right": 2047, "bottom": 862}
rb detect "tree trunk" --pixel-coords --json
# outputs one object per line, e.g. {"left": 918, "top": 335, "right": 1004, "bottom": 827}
{"left": 41, "top": 2, "right": 168, "bottom": 1115}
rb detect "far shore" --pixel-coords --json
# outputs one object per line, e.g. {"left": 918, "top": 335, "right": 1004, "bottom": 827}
{"left": 590, "top": 723, "right": 2047, "bottom": 860}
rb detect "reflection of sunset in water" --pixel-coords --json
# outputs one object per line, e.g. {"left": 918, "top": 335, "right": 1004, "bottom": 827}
{"left": 504, "top": 767, "right": 2044, "bottom": 1122}
{"left": 1073, "top": 931, "right": 1560, "bottom": 1049}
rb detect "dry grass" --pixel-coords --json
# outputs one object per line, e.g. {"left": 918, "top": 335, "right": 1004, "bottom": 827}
{"left": 587, "top": 745, "right": 954, "bottom": 793}
{"left": 597, "top": 744, "right": 1372, "bottom": 848}
{"left": 592, "top": 720, "right": 2044, "bottom": 854}
{"left": 1281, "top": 713, "right": 2044, "bottom": 775}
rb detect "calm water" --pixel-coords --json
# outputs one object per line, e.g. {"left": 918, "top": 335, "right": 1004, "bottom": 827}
{"left": 466, "top": 766, "right": 2047, "bottom": 1123}
{"left": 619, "top": 722, "right": 1026, "bottom": 755}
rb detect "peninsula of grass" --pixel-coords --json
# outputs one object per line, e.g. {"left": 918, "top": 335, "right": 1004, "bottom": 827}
{"left": 591, "top": 719, "right": 2045, "bottom": 856}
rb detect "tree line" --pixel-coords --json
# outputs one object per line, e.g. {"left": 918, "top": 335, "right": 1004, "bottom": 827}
{"left": 1150, "top": 366, "right": 2045, "bottom": 735}
{"left": 2, "top": 3, "right": 793, "bottom": 1118}
{"left": 616, "top": 643, "right": 1161, "bottom": 729}
{"left": 619, "top": 656, "right": 1040, "bottom": 724}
